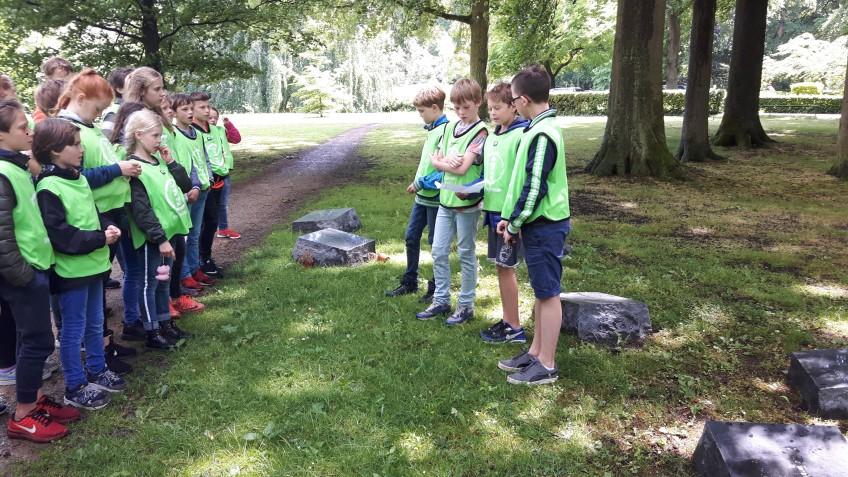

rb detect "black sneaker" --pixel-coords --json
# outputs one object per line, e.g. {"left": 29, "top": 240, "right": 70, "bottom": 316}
{"left": 104, "top": 278, "right": 121, "bottom": 290}
{"left": 506, "top": 359, "right": 558, "bottom": 386}
{"left": 497, "top": 349, "right": 535, "bottom": 372}
{"left": 385, "top": 282, "right": 417, "bottom": 297}
{"left": 445, "top": 306, "right": 473, "bottom": 326}
{"left": 161, "top": 320, "right": 192, "bottom": 340}
{"left": 87, "top": 369, "right": 127, "bottom": 393}
{"left": 106, "top": 354, "right": 133, "bottom": 375}
{"left": 121, "top": 323, "right": 146, "bottom": 342}
{"left": 480, "top": 321, "right": 527, "bottom": 344}
{"left": 64, "top": 383, "right": 110, "bottom": 410}
{"left": 0, "top": 394, "right": 7, "bottom": 415}
{"left": 200, "top": 258, "right": 223, "bottom": 278}
{"left": 419, "top": 280, "right": 435, "bottom": 304}
{"left": 145, "top": 330, "right": 174, "bottom": 350}
{"left": 415, "top": 303, "right": 451, "bottom": 321}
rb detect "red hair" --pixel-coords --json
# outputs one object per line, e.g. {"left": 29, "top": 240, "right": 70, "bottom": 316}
{"left": 56, "top": 68, "right": 114, "bottom": 111}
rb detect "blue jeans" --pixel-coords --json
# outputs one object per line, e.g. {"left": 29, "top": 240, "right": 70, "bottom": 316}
{"left": 432, "top": 206, "right": 481, "bottom": 308}
{"left": 120, "top": 230, "right": 143, "bottom": 327}
{"left": 217, "top": 176, "right": 232, "bottom": 230}
{"left": 182, "top": 189, "right": 208, "bottom": 279}
{"left": 402, "top": 202, "right": 438, "bottom": 286}
{"left": 58, "top": 281, "right": 106, "bottom": 390}
{"left": 138, "top": 242, "right": 172, "bottom": 331}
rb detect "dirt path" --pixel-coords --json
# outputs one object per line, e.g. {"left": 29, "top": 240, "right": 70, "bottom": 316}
{"left": 0, "top": 124, "right": 376, "bottom": 473}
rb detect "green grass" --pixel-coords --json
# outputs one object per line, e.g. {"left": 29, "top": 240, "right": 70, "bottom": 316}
{"left": 16, "top": 116, "right": 848, "bottom": 476}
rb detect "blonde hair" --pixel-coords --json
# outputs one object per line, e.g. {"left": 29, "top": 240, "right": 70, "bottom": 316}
{"left": 413, "top": 86, "right": 446, "bottom": 109}
{"left": 450, "top": 78, "right": 482, "bottom": 105}
{"left": 124, "top": 67, "right": 172, "bottom": 131}
{"left": 124, "top": 109, "right": 162, "bottom": 156}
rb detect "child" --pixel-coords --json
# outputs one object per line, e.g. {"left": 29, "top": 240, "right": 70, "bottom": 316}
{"left": 385, "top": 86, "right": 448, "bottom": 302}
{"left": 0, "top": 74, "right": 15, "bottom": 101}
{"left": 0, "top": 100, "right": 76, "bottom": 442}
{"left": 496, "top": 65, "right": 571, "bottom": 386}
{"left": 34, "top": 118, "right": 127, "bottom": 409}
{"left": 167, "top": 93, "right": 206, "bottom": 315}
{"left": 124, "top": 109, "right": 193, "bottom": 348}
{"left": 41, "top": 57, "right": 73, "bottom": 81}
{"left": 33, "top": 80, "right": 65, "bottom": 124}
{"left": 479, "top": 82, "right": 530, "bottom": 344}
{"left": 190, "top": 92, "right": 226, "bottom": 277}
{"left": 100, "top": 67, "right": 134, "bottom": 140}
{"left": 209, "top": 106, "right": 241, "bottom": 240}
{"left": 416, "top": 78, "right": 488, "bottom": 325}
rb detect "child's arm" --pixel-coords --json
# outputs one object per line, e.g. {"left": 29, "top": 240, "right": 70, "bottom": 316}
{"left": 432, "top": 130, "right": 487, "bottom": 175}
{"left": 128, "top": 178, "right": 168, "bottom": 246}
{"left": 37, "top": 189, "right": 107, "bottom": 255}
{"left": 0, "top": 177, "right": 34, "bottom": 286}
{"left": 505, "top": 133, "right": 558, "bottom": 235}
{"left": 223, "top": 118, "right": 241, "bottom": 144}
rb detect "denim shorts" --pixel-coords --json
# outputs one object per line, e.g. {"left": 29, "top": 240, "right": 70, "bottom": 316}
{"left": 522, "top": 218, "right": 571, "bottom": 299}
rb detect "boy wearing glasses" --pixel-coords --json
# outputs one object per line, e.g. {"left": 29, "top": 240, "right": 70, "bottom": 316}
{"left": 496, "top": 65, "right": 571, "bottom": 385}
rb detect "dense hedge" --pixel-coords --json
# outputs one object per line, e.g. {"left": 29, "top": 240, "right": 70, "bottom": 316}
{"left": 789, "top": 82, "right": 823, "bottom": 95}
{"left": 549, "top": 90, "right": 843, "bottom": 115}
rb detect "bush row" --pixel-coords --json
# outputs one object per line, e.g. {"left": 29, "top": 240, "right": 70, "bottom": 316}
{"left": 759, "top": 95, "right": 842, "bottom": 114}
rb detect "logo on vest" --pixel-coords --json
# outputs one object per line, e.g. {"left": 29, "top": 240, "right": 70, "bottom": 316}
{"left": 164, "top": 179, "right": 187, "bottom": 214}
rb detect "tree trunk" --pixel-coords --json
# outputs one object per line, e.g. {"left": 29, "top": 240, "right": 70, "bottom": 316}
{"left": 712, "top": 0, "right": 772, "bottom": 148}
{"left": 676, "top": 0, "right": 723, "bottom": 162}
{"left": 543, "top": 61, "right": 557, "bottom": 88}
{"left": 666, "top": 9, "right": 681, "bottom": 89}
{"left": 828, "top": 53, "right": 848, "bottom": 179}
{"left": 586, "top": 0, "right": 682, "bottom": 178}
{"left": 139, "top": 0, "right": 163, "bottom": 75}
{"left": 469, "top": 0, "right": 489, "bottom": 119}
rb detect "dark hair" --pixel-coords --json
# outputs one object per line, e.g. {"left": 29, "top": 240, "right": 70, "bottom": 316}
{"left": 189, "top": 91, "right": 211, "bottom": 102}
{"left": 32, "top": 118, "right": 78, "bottom": 164}
{"left": 107, "top": 67, "right": 134, "bottom": 97}
{"left": 170, "top": 93, "right": 192, "bottom": 109}
{"left": 512, "top": 65, "right": 551, "bottom": 103}
{"left": 210, "top": 106, "right": 219, "bottom": 115}
{"left": 109, "top": 101, "right": 146, "bottom": 144}
{"left": 35, "top": 79, "right": 66, "bottom": 117}
{"left": 41, "top": 57, "right": 73, "bottom": 79}
{"left": 0, "top": 100, "right": 23, "bottom": 132}
{"left": 486, "top": 82, "right": 513, "bottom": 105}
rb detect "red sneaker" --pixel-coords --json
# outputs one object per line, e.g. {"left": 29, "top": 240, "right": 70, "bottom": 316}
{"left": 35, "top": 395, "right": 81, "bottom": 424}
{"left": 173, "top": 295, "right": 205, "bottom": 313}
{"left": 169, "top": 300, "right": 182, "bottom": 319}
{"left": 216, "top": 229, "right": 242, "bottom": 239}
{"left": 181, "top": 276, "right": 203, "bottom": 290}
{"left": 7, "top": 410, "right": 68, "bottom": 443}
{"left": 192, "top": 270, "right": 216, "bottom": 286}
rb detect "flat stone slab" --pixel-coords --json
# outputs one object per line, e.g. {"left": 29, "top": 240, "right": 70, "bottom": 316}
{"left": 292, "top": 228, "right": 375, "bottom": 267}
{"left": 292, "top": 208, "right": 361, "bottom": 234}
{"left": 560, "top": 292, "right": 651, "bottom": 347}
{"left": 693, "top": 421, "right": 848, "bottom": 477}
{"left": 787, "top": 348, "right": 848, "bottom": 419}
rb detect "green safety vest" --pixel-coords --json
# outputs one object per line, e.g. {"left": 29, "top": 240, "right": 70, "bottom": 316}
{"left": 439, "top": 120, "right": 487, "bottom": 209}
{"left": 211, "top": 125, "right": 234, "bottom": 171}
{"left": 36, "top": 175, "right": 110, "bottom": 278}
{"left": 501, "top": 110, "right": 570, "bottom": 227}
{"left": 172, "top": 127, "right": 210, "bottom": 190}
{"left": 129, "top": 159, "right": 191, "bottom": 249}
{"left": 75, "top": 122, "right": 131, "bottom": 213}
{"left": 413, "top": 122, "right": 448, "bottom": 203}
{"left": 196, "top": 124, "right": 229, "bottom": 176}
{"left": 0, "top": 161, "right": 54, "bottom": 270}
{"left": 97, "top": 102, "right": 120, "bottom": 128}
{"left": 482, "top": 125, "right": 524, "bottom": 213}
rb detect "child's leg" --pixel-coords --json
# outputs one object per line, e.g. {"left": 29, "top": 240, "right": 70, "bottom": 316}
{"left": 138, "top": 244, "right": 162, "bottom": 331}
{"left": 183, "top": 190, "right": 208, "bottom": 279}
{"left": 120, "top": 225, "right": 143, "bottom": 328}
{"left": 156, "top": 256, "right": 174, "bottom": 326}
{"left": 528, "top": 299, "right": 542, "bottom": 357}
{"left": 425, "top": 205, "right": 438, "bottom": 246}
{"left": 0, "top": 299, "right": 16, "bottom": 369}
{"left": 199, "top": 188, "right": 221, "bottom": 263}
{"left": 430, "top": 206, "right": 457, "bottom": 306}
{"left": 58, "top": 286, "right": 89, "bottom": 391}
{"left": 401, "top": 202, "right": 429, "bottom": 287}
{"left": 497, "top": 266, "right": 520, "bottom": 329}
{"left": 82, "top": 281, "right": 106, "bottom": 376}
{"left": 170, "top": 236, "right": 186, "bottom": 299}
{"left": 217, "top": 176, "right": 231, "bottom": 231}
{"left": 455, "top": 208, "right": 480, "bottom": 308}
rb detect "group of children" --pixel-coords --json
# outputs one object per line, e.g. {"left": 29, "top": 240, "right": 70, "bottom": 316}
{"left": 386, "top": 64, "right": 571, "bottom": 386}
{"left": 0, "top": 57, "right": 242, "bottom": 443}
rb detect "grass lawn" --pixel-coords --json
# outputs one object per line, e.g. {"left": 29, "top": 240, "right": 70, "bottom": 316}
{"left": 16, "top": 115, "right": 847, "bottom": 476}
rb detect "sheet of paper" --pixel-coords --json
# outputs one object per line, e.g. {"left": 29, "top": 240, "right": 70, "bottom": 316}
{"left": 435, "top": 181, "right": 484, "bottom": 194}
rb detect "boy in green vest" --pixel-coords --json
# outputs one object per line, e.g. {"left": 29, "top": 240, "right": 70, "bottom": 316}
{"left": 385, "top": 86, "right": 448, "bottom": 302}
{"left": 34, "top": 118, "right": 126, "bottom": 410}
{"left": 496, "top": 65, "right": 571, "bottom": 386}
{"left": 0, "top": 100, "right": 73, "bottom": 442}
{"left": 478, "top": 83, "right": 530, "bottom": 344}
{"left": 416, "top": 79, "right": 488, "bottom": 325}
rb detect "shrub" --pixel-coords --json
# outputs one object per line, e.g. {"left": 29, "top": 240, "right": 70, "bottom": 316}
{"left": 789, "top": 82, "right": 824, "bottom": 95}
{"left": 759, "top": 95, "right": 842, "bottom": 114}
{"left": 549, "top": 90, "right": 726, "bottom": 116}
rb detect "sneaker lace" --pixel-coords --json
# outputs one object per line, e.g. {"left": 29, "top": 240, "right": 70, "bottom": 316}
{"left": 27, "top": 410, "right": 53, "bottom": 426}
{"left": 38, "top": 396, "right": 62, "bottom": 411}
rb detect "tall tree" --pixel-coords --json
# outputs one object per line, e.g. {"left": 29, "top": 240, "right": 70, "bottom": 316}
{"left": 828, "top": 53, "right": 848, "bottom": 179}
{"left": 676, "top": 0, "right": 723, "bottom": 162}
{"left": 665, "top": 1, "right": 685, "bottom": 89}
{"left": 712, "top": 0, "right": 773, "bottom": 147}
{"left": 586, "top": 0, "right": 683, "bottom": 178}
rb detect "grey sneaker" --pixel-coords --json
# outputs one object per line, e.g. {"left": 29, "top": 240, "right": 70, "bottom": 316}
{"left": 87, "top": 369, "right": 127, "bottom": 393}
{"left": 64, "top": 383, "right": 110, "bottom": 410}
{"left": 445, "top": 306, "right": 473, "bottom": 326}
{"left": 497, "top": 349, "right": 535, "bottom": 372}
{"left": 416, "top": 303, "right": 451, "bottom": 321}
{"left": 506, "top": 359, "right": 558, "bottom": 386}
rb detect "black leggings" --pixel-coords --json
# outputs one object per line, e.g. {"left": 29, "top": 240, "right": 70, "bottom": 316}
{"left": 169, "top": 236, "right": 186, "bottom": 299}
{"left": 0, "top": 300, "right": 16, "bottom": 368}
{"left": 199, "top": 187, "right": 221, "bottom": 262}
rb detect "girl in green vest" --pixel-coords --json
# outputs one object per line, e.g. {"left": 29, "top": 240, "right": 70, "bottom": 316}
{"left": 0, "top": 100, "right": 76, "bottom": 443}
{"left": 124, "top": 109, "right": 193, "bottom": 349}
{"left": 33, "top": 119, "right": 126, "bottom": 410}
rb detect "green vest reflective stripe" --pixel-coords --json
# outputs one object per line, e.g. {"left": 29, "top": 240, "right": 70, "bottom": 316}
{"left": 211, "top": 125, "right": 234, "bottom": 171}
{"left": 0, "top": 161, "right": 54, "bottom": 270}
{"left": 171, "top": 128, "right": 210, "bottom": 189}
{"left": 439, "top": 120, "right": 487, "bottom": 208}
{"left": 197, "top": 125, "right": 229, "bottom": 176}
{"left": 414, "top": 122, "right": 448, "bottom": 200}
{"left": 76, "top": 123, "right": 131, "bottom": 213}
{"left": 36, "top": 175, "right": 110, "bottom": 278}
{"left": 130, "top": 160, "right": 191, "bottom": 249}
{"left": 482, "top": 125, "right": 524, "bottom": 213}
{"left": 502, "top": 111, "right": 570, "bottom": 225}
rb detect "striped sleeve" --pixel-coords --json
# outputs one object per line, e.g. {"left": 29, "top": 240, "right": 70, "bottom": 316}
{"left": 507, "top": 134, "right": 556, "bottom": 234}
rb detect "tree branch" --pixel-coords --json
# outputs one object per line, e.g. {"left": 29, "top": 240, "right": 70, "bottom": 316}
{"left": 391, "top": 0, "right": 471, "bottom": 23}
